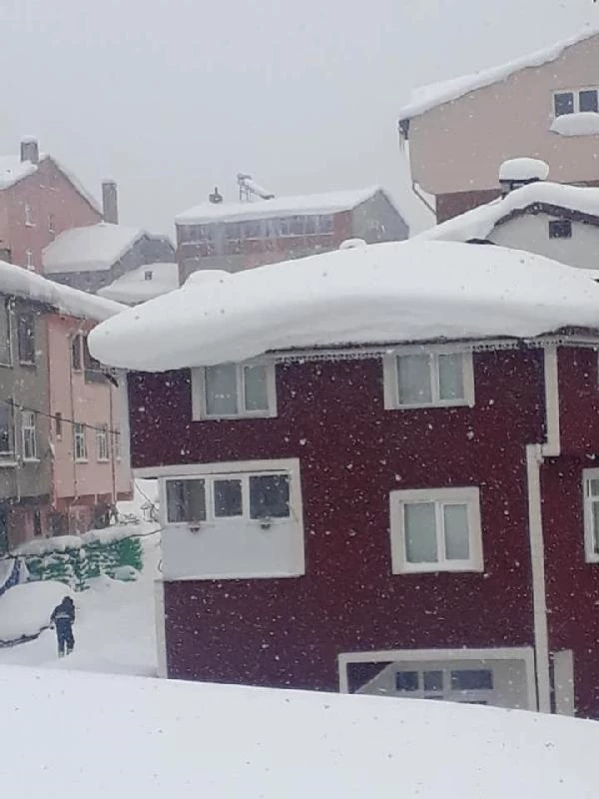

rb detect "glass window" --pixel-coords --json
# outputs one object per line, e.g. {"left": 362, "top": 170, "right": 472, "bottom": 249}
{"left": 0, "top": 404, "right": 14, "bottom": 456}
{"left": 548, "top": 219, "right": 572, "bottom": 239}
{"left": 113, "top": 428, "right": 121, "bottom": 460}
{"left": 166, "top": 479, "right": 206, "bottom": 523}
{"left": 24, "top": 203, "right": 33, "bottom": 226}
{"left": 554, "top": 91, "right": 574, "bottom": 116}
{"left": 0, "top": 300, "right": 11, "bottom": 365}
{"left": 205, "top": 364, "right": 238, "bottom": 416}
{"left": 317, "top": 215, "right": 334, "bottom": 234}
{"left": 144, "top": 270, "right": 153, "bottom": 281}
{"left": 243, "top": 365, "right": 268, "bottom": 411}
{"left": 225, "top": 222, "right": 241, "bottom": 240}
{"left": 249, "top": 474, "right": 290, "bottom": 519}
{"left": 48, "top": 214, "right": 56, "bottom": 235}
{"left": 290, "top": 216, "right": 304, "bottom": 235}
{"left": 423, "top": 670, "right": 443, "bottom": 692}
{"left": 71, "top": 334, "right": 82, "bottom": 370}
{"left": 397, "top": 355, "right": 432, "bottom": 405}
{"left": 404, "top": 502, "right": 437, "bottom": 563}
{"left": 74, "top": 423, "right": 87, "bottom": 461}
{"left": 21, "top": 410, "right": 37, "bottom": 460}
{"left": 17, "top": 313, "right": 35, "bottom": 364}
{"left": 438, "top": 353, "right": 465, "bottom": 401}
{"left": 55, "top": 412, "right": 63, "bottom": 438}
{"left": 579, "top": 89, "right": 598, "bottom": 113}
{"left": 451, "top": 669, "right": 493, "bottom": 691}
{"left": 214, "top": 479, "right": 243, "bottom": 517}
{"left": 395, "top": 671, "right": 419, "bottom": 692}
{"left": 443, "top": 504, "right": 470, "bottom": 560}
{"left": 591, "top": 503, "right": 599, "bottom": 555}
{"left": 96, "top": 424, "right": 109, "bottom": 461}
{"left": 304, "top": 216, "right": 317, "bottom": 235}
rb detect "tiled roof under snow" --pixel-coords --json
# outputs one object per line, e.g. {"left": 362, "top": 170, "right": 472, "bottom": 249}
{"left": 43, "top": 224, "right": 147, "bottom": 274}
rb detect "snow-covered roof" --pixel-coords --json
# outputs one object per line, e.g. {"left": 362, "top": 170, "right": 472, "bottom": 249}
{"left": 415, "top": 182, "right": 599, "bottom": 244}
{"left": 43, "top": 223, "right": 147, "bottom": 274}
{"left": 176, "top": 186, "right": 388, "bottom": 224}
{"left": 0, "top": 260, "right": 124, "bottom": 321}
{"left": 399, "top": 25, "right": 599, "bottom": 121}
{"left": 2, "top": 665, "right": 598, "bottom": 798}
{"left": 499, "top": 158, "right": 549, "bottom": 182}
{"left": 88, "top": 240, "right": 599, "bottom": 372}
{"left": 97, "top": 262, "right": 179, "bottom": 305}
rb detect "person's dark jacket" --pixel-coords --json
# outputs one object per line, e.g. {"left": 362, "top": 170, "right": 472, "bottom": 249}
{"left": 51, "top": 597, "right": 75, "bottom": 627}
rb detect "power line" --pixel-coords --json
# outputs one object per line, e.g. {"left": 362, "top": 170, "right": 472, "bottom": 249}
{"left": 0, "top": 397, "right": 122, "bottom": 437}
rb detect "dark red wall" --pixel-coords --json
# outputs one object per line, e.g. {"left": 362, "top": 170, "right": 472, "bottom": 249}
{"left": 129, "top": 349, "right": 547, "bottom": 690}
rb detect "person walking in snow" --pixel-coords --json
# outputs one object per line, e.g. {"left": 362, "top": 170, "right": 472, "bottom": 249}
{"left": 50, "top": 596, "right": 76, "bottom": 657}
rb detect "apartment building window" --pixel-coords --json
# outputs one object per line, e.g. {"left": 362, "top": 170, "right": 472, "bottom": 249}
{"left": 0, "top": 404, "right": 14, "bottom": 459}
{"left": 33, "top": 510, "right": 42, "bottom": 537}
{"left": 384, "top": 350, "right": 474, "bottom": 409}
{"left": 48, "top": 214, "right": 56, "bottom": 235}
{"left": 17, "top": 312, "right": 35, "bottom": 364}
{"left": 389, "top": 487, "right": 483, "bottom": 574}
{"left": 25, "top": 250, "right": 34, "bottom": 270}
{"left": 144, "top": 270, "right": 153, "bottom": 281}
{"left": 96, "top": 424, "right": 109, "bottom": 461}
{"left": 112, "top": 427, "right": 121, "bottom": 461}
{"left": 192, "top": 362, "right": 276, "bottom": 420}
{"left": 394, "top": 667, "right": 494, "bottom": 704}
{"left": 0, "top": 300, "right": 11, "bottom": 366}
{"left": 582, "top": 470, "right": 599, "bottom": 562}
{"left": 55, "top": 412, "right": 63, "bottom": 438}
{"left": 554, "top": 88, "right": 599, "bottom": 116}
{"left": 24, "top": 203, "right": 34, "bottom": 227}
{"left": 21, "top": 411, "right": 37, "bottom": 460}
{"left": 548, "top": 219, "right": 572, "bottom": 239}
{"left": 71, "top": 334, "right": 83, "bottom": 371}
{"left": 74, "top": 423, "right": 87, "bottom": 461}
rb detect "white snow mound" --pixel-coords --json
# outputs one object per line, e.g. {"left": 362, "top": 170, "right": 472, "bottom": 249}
{"left": 89, "top": 240, "right": 599, "bottom": 372}
{"left": 499, "top": 157, "right": 549, "bottom": 182}
{"left": 0, "top": 582, "right": 74, "bottom": 642}
{"left": 551, "top": 112, "right": 599, "bottom": 137}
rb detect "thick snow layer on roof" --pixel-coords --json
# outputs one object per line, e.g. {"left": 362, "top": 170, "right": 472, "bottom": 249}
{"left": 176, "top": 186, "right": 387, "bottom": 224}
{"left": 551, "top": 112, "right": 599, "bottom": 136}
{"left": 0, "top": 155, "right": 37, "bottom": 189}
{"left": 89, "top": 240, "right": 599, "bottom": 372}
{"left": 2, "top": 666, "right": 598, "bottom": 798}
{"left": 399, "top": 26, "right": 599, "bottom": 120}
{"left": 415, "top": 182, "right": 599, "bottom": 244}
{"left": 499, "top": 158, "right": 549, "bottom": 182}
{"left": 43, "top": 223, "right": 146, "bottom": 274}
{"left": 97, "top": 262, "right": 179, "bottom": 304}
{"left": 0, "top": 259, "right": 124, "bottom": 321}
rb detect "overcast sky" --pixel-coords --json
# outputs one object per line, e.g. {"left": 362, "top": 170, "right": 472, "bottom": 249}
{"left": 0, "top": 0, "right": 597, "bottom": 237}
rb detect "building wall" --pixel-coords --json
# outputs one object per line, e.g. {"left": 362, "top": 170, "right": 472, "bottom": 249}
{"left": 351, "top": 191, "right": 409, "bottom": 242}
{"left": 489, "top": 212, "right": 599, "bottom": 270}
{"left": 407, "top": 34, "right": 599, "bottom": 198}
{"left": 0, "top": 158, "right": 101, "bottom": 270}
{"left": 47, "top": 315, "right": 131, "bottom": 529}
{"left": 128, "top": 350, "right": 546, "bottom": 688}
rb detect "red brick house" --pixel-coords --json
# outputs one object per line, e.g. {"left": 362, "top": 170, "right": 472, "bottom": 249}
{"left": 89, "top": 240, "right": 599, "bottom": 718}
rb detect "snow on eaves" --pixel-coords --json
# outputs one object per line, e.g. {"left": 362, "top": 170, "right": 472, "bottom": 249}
{"left": 176, "top": 186, "right": 390, "bottom": 224}
{"left": 89, "top": 240, "right": 599, "bottom": 373}
{"left": 0, "top": 260, "right": 124, "bottom": 321}
{"left": 414, "top": 182, "right": 599, "bottom": 244}
{"left": 399, "top": 25, "right": 599, "bottom": 121}
{"left": 551, "top": 112, "right": 599, "bottom": 137}
{"left": 43, "top": 223, "right": 147, "bottom": 274}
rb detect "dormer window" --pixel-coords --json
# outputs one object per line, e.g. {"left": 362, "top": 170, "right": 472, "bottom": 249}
{"left": 554, "top": 88, "right": 599, "bottom": 116}
{"left": 144, "top": 270, "right": 153, "bottom": 281}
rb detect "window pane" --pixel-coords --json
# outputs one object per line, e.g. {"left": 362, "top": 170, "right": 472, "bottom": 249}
{"left": 0, "top": 302, "right": 10, "bottom": 364}
{"left": 395, "top": 671, "right": 419, "bottom": 692}
{"left": 18, "top": 313, "right": 35, "bottom": 363}
{"left": 0, "top": 405, "right": 13, "bottom": 454}
{"left": 249, "top": 474, "right": 290, "bottom": 519}
{"left": 205, "top": 364, "right": 238, "bottom": 416}
{"left": 397, "top": 355, "right": 432, "bottom": 405}
{"left": 579, "top": 89, "right": 598, "bottom": 113}
{"left": 443, "top": 504, "right": 470, "bottom": 560}
{"left": 214, "top": 479, "right": 243, "bottom": 517}
{"left": 166, "top": 479, "right": 206, "bottom": 523}
{"left": 554, "top": 92, "right": 574, "bottom": 116}
{"left": 451, "top": 669, "right": 493, "bottom": 691}
{"left": 404, "top": 502, "right": 437, "bottom": 563}
{"left": 438, "top": 354, "right": 465, "bottom": 400}
{"left": 592, "top": 502, "right": 599, "bottom": 555}
{"left": 423, "top": 670, "right": 443, "bottom": 692}
{"left": 588, "top": 479, "right": 599, "bottom": 497}
{"left": 244, "top": 365, "right": 268, "bottom": 412}
{"left": 548, "top": 219, "right": 572, "bottom": 239}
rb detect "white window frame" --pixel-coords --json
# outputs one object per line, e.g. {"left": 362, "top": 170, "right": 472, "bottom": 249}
{"left": 96, "top": 423, "right": 109, "bottom": 462}
{"left": 383, "top": 347, "right": 474, "bottom": 410}
{"left": 74, "top": 423, "right": 87, "bottom": 462}
{"left": 162, "top": 468, "right": 293, "bottom": 527}
{"left": 25, "top": 249, "right": 34, "bottom": 270}
{"left": 389, "top": 486, "right": 483, "bottom": 574}
{"left": 191, "top": 361, "right": 277, "bottom": 421}
{"left": 582, "top": 468, "right": 599, "bottom": 563}
{"left": 553, "top": 86, "right": 599, "bottom": 117}
{"left": 112, "top": 427, "right": 121, "bottom": 461}
{"left": 24, "top": 203, "right": 34, "bottom": 227}
{"left": 0, "top": 403, "right": 15, "bottom": 462}
{"left": 21, "top": 410, "right": 37, "bottom": 461}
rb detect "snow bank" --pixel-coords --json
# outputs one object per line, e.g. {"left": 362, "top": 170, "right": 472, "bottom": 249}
{"left": 0, "top": 259, "right": 124, "bottom": 321}
{"left": 97, "top": 262, "right": 179, "bottom": 304}
{"left": 399, "top": 25, "right": 599, "bottom": 120}
{"left": 89, "top": 240, "right": 599, "bottom": 372}
{"left": 43, "top": 223, "right": 147, "bottom": 274}
{"left": 176, "top": 186, "right": 387, "bottom": 224}
{"left": 415, "top": 182, "right": 599, "bottom": 244}
{"left": 14, "top": 524, "right": 146, "bottom": 556}
{"left": 499, "top": 157, "right": 549, "bottom": 182}
{"left": 1, "top": 666, "right": 598, "bottom": 798}
{"left": 551, "top": 112, "right": 599, "bottom": 136}
{"left": 0, "top": 582, "right": 73, "bottom": 642}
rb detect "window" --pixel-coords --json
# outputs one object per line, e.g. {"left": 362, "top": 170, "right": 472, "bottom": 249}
{"left": 193, "top": 362, "right": 276, "bottom": 420}
{"left": 548, "top": 219, "right": 572, "bottom": 239}
{"left": 17, "top": 312, "right": 35, "bottom": 364}
{"left": 144, "top": 270, "right": 153, "bottom": 281}
{"left": 384, "top": 350, "right": 474, "bottom": 409}
{"left": 25, "top": 249, "right": 34, "bottom": 270}
{"left": 48, "top": 214, "right": 56, "bottom": 235}
{"left": 554, "top": 88, "right": 599, "bottom": 116}
{"left": 582, "top": 470, "right": 599, "bottom": 562}
{"left": 112, "top": 427, "right": 121, "bottom": 460}
{"left": 71, "top": 334, "right": 83, "bottom": 371}
{"left": 24, "top": 203, "right": 33, "bottom": 227}
{"left": 33, "top": 510, "right": 42, "bottom": 537}
{"left": 21, "top": 410, "right": 37, "bottom": 460}
{"left": 74, "top": 423, "right": 87, "bottom": 461}
{"left": 389, "top": 487, "right": 483, "bottom": 573}
{"left": 0, "top": 300, "right": 11, "bottom": 366}
{"left": 0, "top": 404, "right": 14, "bottom": 458}
{"left": 55, "top": 412, "right": 63, "bottom": 438}
{"left": 164, "top": 471, "right": 291, "bottom": 525}
{"left": 96, "top": 423, "right": 109, "bottom": 461}
{"left": 394, "top": 667, "right": 493, "bottom": 703}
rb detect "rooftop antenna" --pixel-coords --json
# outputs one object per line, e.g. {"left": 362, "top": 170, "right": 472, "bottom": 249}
{"left": 237, "top": 173, "right": 275, "bottom": 202}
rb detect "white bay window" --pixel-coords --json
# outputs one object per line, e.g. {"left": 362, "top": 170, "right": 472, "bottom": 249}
{"left": 192, "top": 362, "right": 276, "bottom": 420}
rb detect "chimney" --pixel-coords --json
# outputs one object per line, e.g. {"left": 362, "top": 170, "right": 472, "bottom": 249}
{"left": 20, "top": 136, "right": 39, "bottom": 165}
{"left": 102, "top": 179, "right": 119, "bottom": 224}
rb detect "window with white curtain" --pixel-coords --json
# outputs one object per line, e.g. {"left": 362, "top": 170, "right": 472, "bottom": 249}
{"left": 192, "top": 362, "right": 276, "bottom": 420}
{"left": 384, "top": 350, "right": 474, "bottom": 409}
{"left": 389, "top": 487, "right": 483, "bottom": 573}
